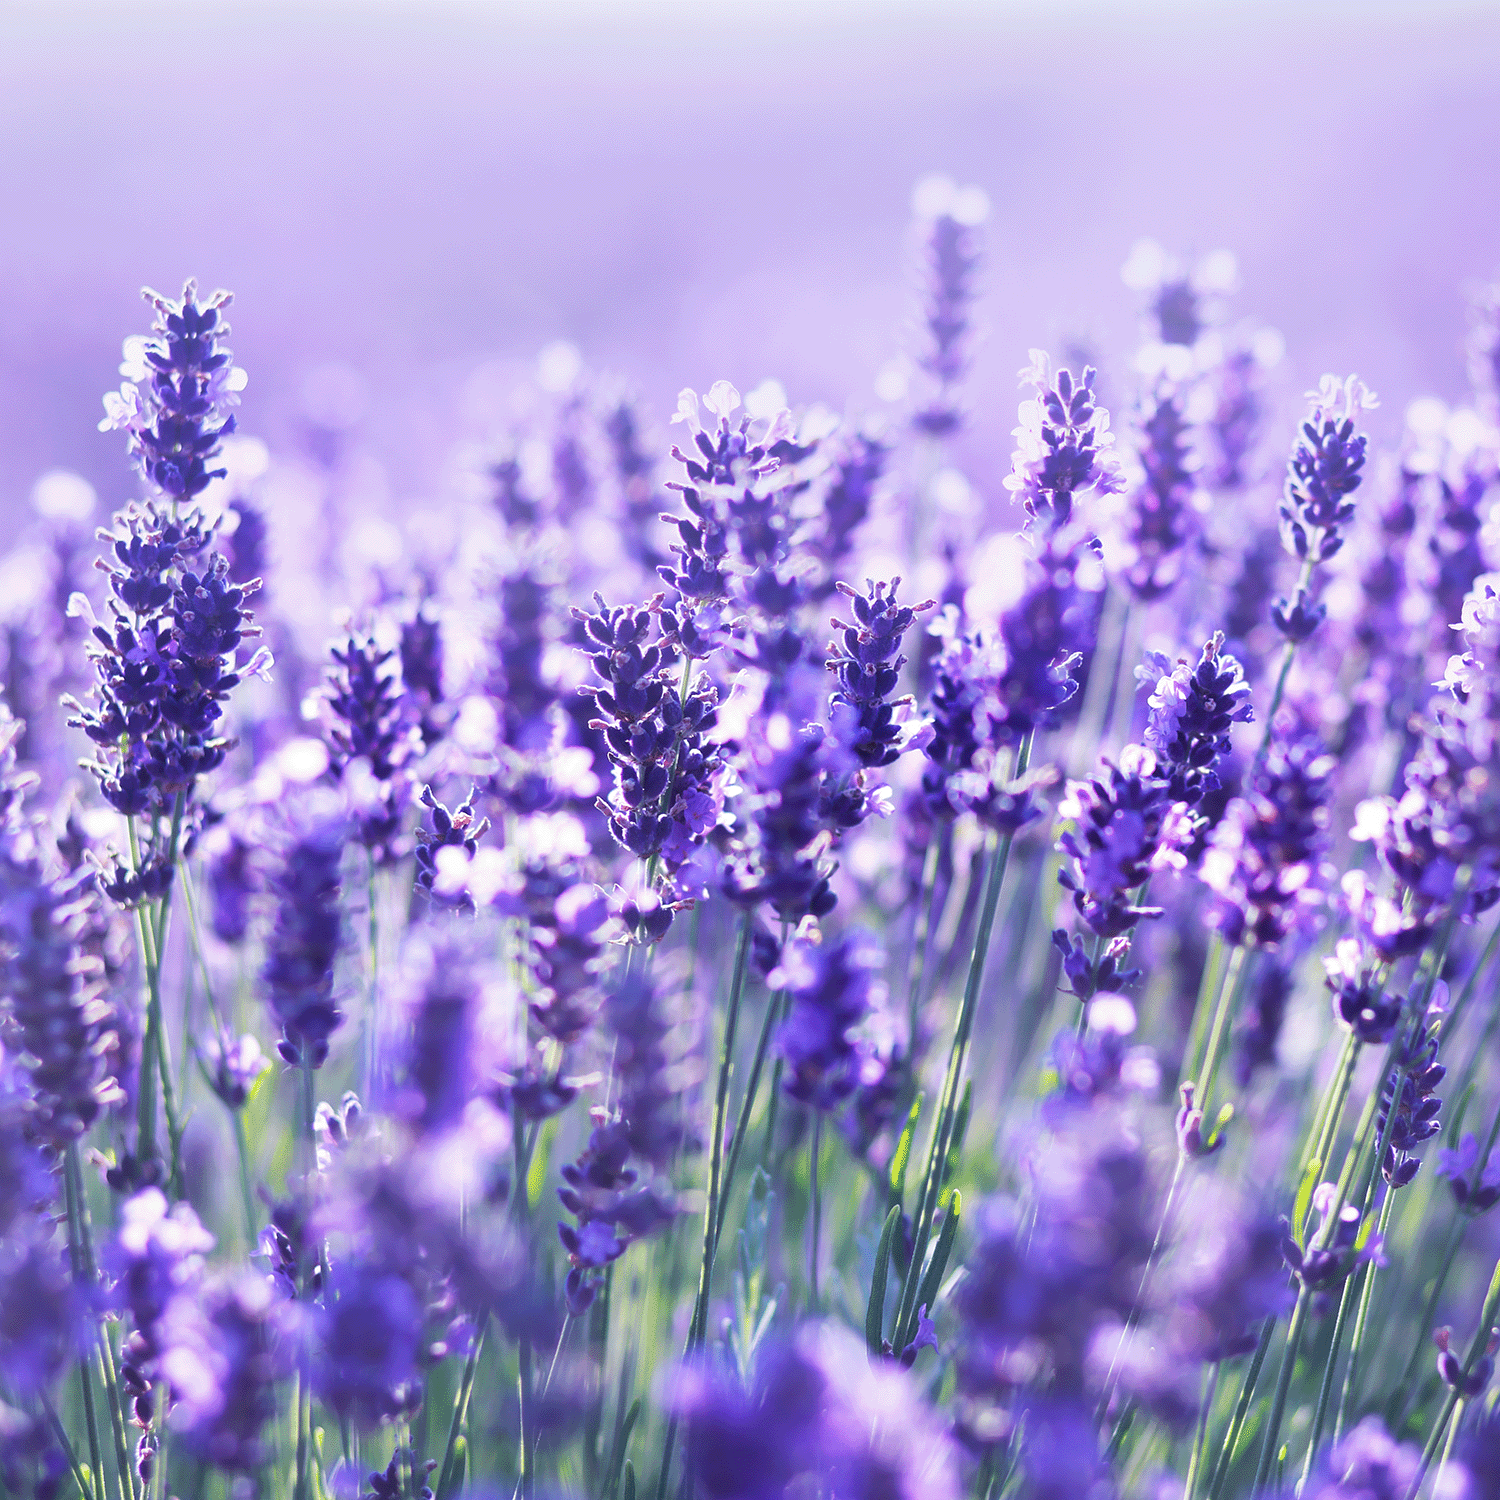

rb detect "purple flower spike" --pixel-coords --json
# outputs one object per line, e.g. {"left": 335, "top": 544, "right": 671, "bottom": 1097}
{"left": 99, "top": 282, "right": 247, "bottom": 503}
{"left": 1136, "top": 632, "right": 1254, "bottom": 806}
{"left": 1123, "top": 377, "right": 1201, "bottom": 600}
{"left": 1004, "top": 352, "right": 1125, "bottom": 534}
{"left": 826, "top": 579, "right": 934, "bottom": 768}
{"left": 1437, "top": 1133, "right": 1500, "bottom": 1214}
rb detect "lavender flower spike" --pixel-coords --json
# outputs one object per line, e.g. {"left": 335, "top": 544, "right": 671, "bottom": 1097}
{"left": 99, "top": 281, "right": 247, "bottom": 502}
{"left": 1272, "top": 374, "right": 1378, "bottom": 641}
{"left": 826, "top": 579, "right": 934, "bottom": 767}
{"left": 1004, "top": 351, "right": 1125, "bottom": 533}
{"left": 1136, "top": 632, "right": 1254, "bottom": 805}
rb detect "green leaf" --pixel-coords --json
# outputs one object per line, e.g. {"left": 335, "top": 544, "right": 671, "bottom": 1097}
{"left": 867, "top": 1204, "right": 902, "bottom": 1355}
{"left": 603, "top": 1399, "right": 641, "bottom": 1500}
{"left": 910, "top": 1188, "right": 962, "bottom": 1345}
{"left": 622, "top": 1459, "right": 637, "bottom": 1500}
{"left": 942, "top": 1082, "right": 973, "bottom": 1188}
{"left": 888, "top": 1094, "right": 923, "bottom": 1205}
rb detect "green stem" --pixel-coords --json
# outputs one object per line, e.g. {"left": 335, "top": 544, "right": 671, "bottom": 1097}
{"left": 905, "top": 834, "right": 944, "bottom": 1048}
{"left": 712, "top": 983, "right": 784, "bottom": 1256}
{"left": 435, "top": 1316, "right": 487, "bottom": 1500}
{"left": 1389, "top": 1217, "right": 1467, "bottom": 1428}
{"left": 1409, "top": 1253, "right": 1500, "bottom": 1498}
{"left": 1180, "top": 936, "right": 1228, "bottom": 1090}
{"left": 1332, "top": 1183, "right": 1398, "bottom": 1445}
{"left": 808, "top": 1114, "right": 823, "bottom": 1314}
{"left": 63, "top": 1149, "right": 109, "bottom": 1500}
{"left": 1184, "top": 1363, "right": 1220, "bottom": 1500}
{"left": 895, "top": 736, "right": 1028, "bottom": 1351}
{"left": 1254, "top": 559, "right": 1314, "bottom": 765}
{"left": 1207, "top": 1317, "right": 1275, "bottom": 1500}
{"left": 1254, "top": 1288, "right": 1310, "bottom": 1493}
{"left": 1196, "top": 943, "right": 1252, "bottom": 1117}
{"left": 1301, "top": 1261, "right": 1365, "bottom": 1490}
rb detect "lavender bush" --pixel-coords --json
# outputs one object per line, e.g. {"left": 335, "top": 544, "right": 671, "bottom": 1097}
{"left": 5, "top": 171, "right": 1500, "bottom": 1500}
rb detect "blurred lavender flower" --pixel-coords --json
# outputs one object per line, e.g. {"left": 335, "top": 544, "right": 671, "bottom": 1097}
{"left": 398, "top": 598, "right": 447, "bottom": 749}
{"left": 413, "top": 784, "right": 490, "bottom": 911}
{"left": 0, "top": 1229, "right": 90, "bottom": 1399}
{"left": 1291, "top": 1417, "right": 1421, "bottom": 1500}
{"left": 1436, "top": 1132, "right": 1500, "bottom": 1214}
{"left": 159, "top": 1273, "right": 284, "bottom": 1473}
{"left": 1199, "top": 723, "right": 1335, "bottom": 947}
{"left": 1233, "top": 956, "right": 1292, "bottom": 1084}
{"left": 908, "top": 174, "right": 988, "bottom": 438}
{"left": 323, "top": 630, "right": 415, "bottom": 860}
{"left": 1136, "top": 632, "right": 1253, "bottom": 805}
{"left": 605, "top": 964, "right": 698, "bottom": 1168}
{"left": 0, "top": 1049, "right": 55, "bottom": 1235}
{"left": 1281, "top": 1183, "right": 1384, "bottom": 1294}
{"left": 1441, "top": 1404, "right": 1500, "bottom": 1500}
{"left": 261, "top": 805, "right": 347, "bottom": 1067}
{"left": 808, "top": 433, "right": 886, "bottom": 600}
{"left": 1122, "top": 377, "right": 1201, "bottom": 600}
{"left": 774, "top": 929, "right": 889, "bottom": 1113}
{"left": 315, "top": 1258, "right": 423, "bottom": 1425}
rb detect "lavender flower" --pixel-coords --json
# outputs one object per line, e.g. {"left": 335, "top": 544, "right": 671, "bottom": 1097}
{"left": 413, "top": 784, "right": 490, "bottom": 910}
{"left": 98, "top": 282, "right": 247, "bottom": 502}
{"left": 261, "top": 806, "right": 347, "bottom": 1067}
{"left": 1199, "top": 724, "right": 1335, "bottom": 947}
{"left": 323, "top": 630, "right": 414, "bottom": 859}
{"left": 1004, "top": 352, "right": 1124, "bottom": 534}
{"left": 808, "top": 434, "right": 886, "bottom": 600}
{"left": 1122, "top": 378, "right": 1201, "bottom": 599}
{"left": 605, "top": 965, "right": 698, "bottom": 1168}
{"left": 398, "top": 599, "right": 447, "bottom": 749}
{"left": 159, "top": 1273, "right": 284, "bottom": 1473}
{"left": 203, "top": 1032, "right": 270, "bottom": 1110}
{"left": 774, "top": 930, "right": 888, "bottom": 1112}
{"left": 1053, "top": 746, "right": 1196, "bottom": 994}
{"left": 1280, "top": 1184, "right": 1383, "bottom": 1294}
{"left": 1271, "top": 375, "right": 1378, "bottom": 641}
{"left": 908, "top": 175, "right": 988, "bottom": 438}
{"left": 314, "top": 1259, "right": 423, "bottom": 1425}
{"left": 0, "top": 817, "right": 124, "bottom": 1148}
{"left": 1233, "top": 957, "right": 1292, "bottom": 1084}
{"left": 1291, "top": 1417, "right": 1421, "bottom": 1500}
{"left": 1376, "top": 1009, "right": 1444, "bottom": 1188}
{"left": 1136, "top": 633, "right": 1253, "bottom": 805}
{"left": 1436, "top": 1132, "right": 1500, "bottom": 1215}
{"left": 0, "top": 1050, "right": 55, "bottom": 1236}
{"left": 0, "top": 1229, "right": 89, "bottom": 1399}
{"left": 825, "top": 580, "right": 933, "bottom": 768}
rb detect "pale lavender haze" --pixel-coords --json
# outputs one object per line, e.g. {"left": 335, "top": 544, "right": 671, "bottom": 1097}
{"left": 1, "top": 0, "right": 1498, "bottom": 505}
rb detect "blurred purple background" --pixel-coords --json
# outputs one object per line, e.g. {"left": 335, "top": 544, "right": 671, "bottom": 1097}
{"left": 3, "top": 0, "right": 1498, "bottom": 508}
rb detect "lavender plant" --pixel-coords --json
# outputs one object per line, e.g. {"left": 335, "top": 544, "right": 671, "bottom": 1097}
{"left": 9, "top": 233, "right": 1500, "bottom": 1500}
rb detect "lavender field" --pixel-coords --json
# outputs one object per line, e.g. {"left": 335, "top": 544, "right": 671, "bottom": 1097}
{"left": 6, "top": 4, "right": 1500, "bottom": 1500}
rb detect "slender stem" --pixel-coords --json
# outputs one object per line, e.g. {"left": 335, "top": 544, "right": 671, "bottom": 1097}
{"left": 1254, "top": 1288, "right": 1310, "bottom": 1493}
{"left": 1389, "top": 1217, "right": 1467, "bottom": 1428}
{"left": 63, "top": 1148, "right": 109, "bottom": 1500}
{"left": 1333, "top": 1184, "right": 1398, "bottom": 1444}
{"left": 1180, "top": 936, "right": 1228, "bottom": 1090}
{"left": 808, "top": 1114, "right": 823, "bottom": 1314}
{"left": 712, "top": 983, "right": 784, "bottom": 1255}
{"left": 1302, "top": 1262, "right": 1365, "bottom": 1490}
{"left": 1197, "top": 943, "right": 1252, "bottom": 1116}
{"left": 1184, "top": 1363, "right": 1220, "bottom": 1500}
{"left": 905, "top": 835, "right": 943, "bottom": 1048}
{"left": 1207, "top": 1318, "right": 1275, "bottom": 1500}
{"left": 1255, "top": 558, "right": 1315, "bottom": 764}
{"left": 687, "top": 911, "right": 754, "bottom": 1346}
{"left": 895, "top": 735, "right": 1027, "bottom": 1352}
{"left": 231, "top": 1108, "right": 259, "bottom": 1250}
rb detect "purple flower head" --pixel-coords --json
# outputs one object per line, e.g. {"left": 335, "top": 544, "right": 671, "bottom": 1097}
{"left": 908, "top": 174, "right": 988, "bottom": 438}
{"left": 573, "top": 592, "right": 722, "bottom": 865}
{"left": 314, "top": 1259, "right": 423, "bottom": 1426}
{"left": 159, "top": 1273, "right": 285, "bottom": 1473}
{"left": 1277, "top": 375, "right": 1379, "bottom": 564}
{"left": 1442, "top": 1405, "right": 1500, "bottom": 1500}
{"left": 1376, "top": 1009, "right": 1444, "bottom": 1188}
{"left": 1136, "top": 633, "right": 1253, "bottom": 806}
{"left": 672, "top": 1323, "right": 959, "bottom": 1500}
{"left": 389, "top": 923, "right": 517, "bottom": 1139}
{"left": 413, "top": 784, "right": 490, "bottom": 911}
{"left": 1437, "top": 1132, "right": 1500, "bottom": 1214}
{"left": 398, "top": 598, "right": 447, "bottom": 749}
{"left": 956, "top": 1107, "right": 1156, "bottom": 1413}
{"left": 1234, "top": 956, "right": 1293, "bottom": 1085}
{"left": 808, "top": 433, "right": 886, "bottom": 600}
{"left": 98, "top": 282, "right": 246, "bottom": 502}
{"left": 1122, "top": 376, "right": 1202, "bottom": 600}
{"left": 773, "top": 929, "right": 888, "bottom": 1113}
{"left": 360, "top": 1449, "right": 437, "bottom": 1500}
{"left": 1323, "top": 938, "right": 1404, "bottom": 1044}
{"left": 920, "top": 610, "right": 995, "bottom": 814}
{"left": 203, "top": 1031, "right": 270, "bottom": 1111}
{"left": 606, "top": 965, "right": 699, "bottom": 1170}
{"left": 0, "top": 824, "right": 125, "bottom": 1147}
{"left": 825, "top": 580, "right": 934, "bottom": 768}
{"left": 323, "top": 629, "right": 416, "bottom": 858}
{"left": 0, "top": 1228, "right": 91, "bottom": 1399}
{"left": 1053, "top": 746, "right": 1196, "bottom": 992}
{"left": 1004, "top": 351, "right": 1125, "bottom": 534}
{"left": 1121, "top": 239, "right": 1238, "bottom": 350}
{"left": 1200, "top": 723, "right": 1335, "bottom": 948}
{"left": 1291, "top": 1416, "right": 1422, "bottom": 1500}
{"left": 261, "top": 799, "right": 347, "bottom": 1068}
{"left": 204, "top": 824, "right": 257, "bottom": 944}
{"left": 0, "top": 1408, "right": 68, "bottom": 1500}
{"left": 0, "top": 1049, "right": 55, "bottom": 1237}
{"left": 1436, "top": 1326, "right": 1498, "bottom": 1399}
{"left": 1280, "top": 1186, "right": 1381, "bottom": 1294}
{"left": 1167, "top": 1184, "right": 1294, "bottom": 1362}
{"left": 1042, "top": 999, "right": 1159, "bottom": 1112}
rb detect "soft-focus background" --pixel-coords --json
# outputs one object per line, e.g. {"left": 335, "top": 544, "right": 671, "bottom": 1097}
{"left": 3, "top": 0, "right": 1499, "bottom": 509}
